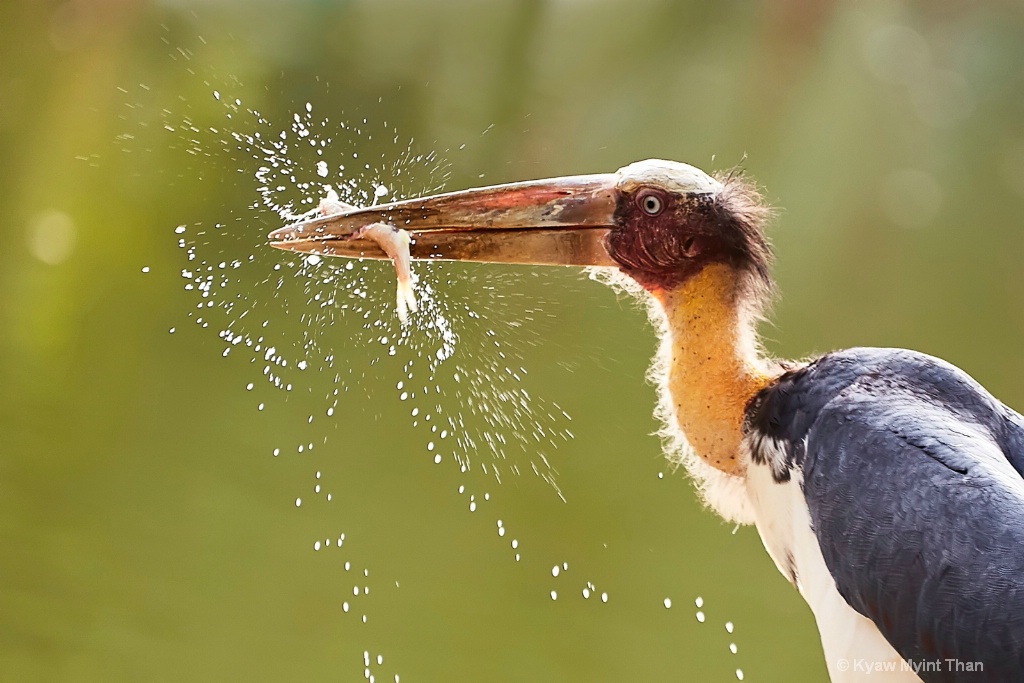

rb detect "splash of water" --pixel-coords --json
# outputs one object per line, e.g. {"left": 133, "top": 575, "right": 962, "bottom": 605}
{"left": 115, "top": 37, "right": 745, "bottom": 677}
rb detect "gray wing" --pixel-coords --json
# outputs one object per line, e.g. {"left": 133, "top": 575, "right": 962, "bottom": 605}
{"left": 753, "top": 348, "right": 1024, "bottom": 682}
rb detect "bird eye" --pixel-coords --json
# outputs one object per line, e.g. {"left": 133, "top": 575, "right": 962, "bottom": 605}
{"left": 638, "top": 191, "right": 664, "bottom": 216}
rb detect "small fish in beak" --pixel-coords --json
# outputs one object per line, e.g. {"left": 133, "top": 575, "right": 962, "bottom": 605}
{"left": 353, "top": 223, "right": 417, "bottom": 323}
{"left": 270, "top": 173, "right": 623, "bottom": 324}
{"left": 317, "top": 188, "right": 417, "bottom": 324}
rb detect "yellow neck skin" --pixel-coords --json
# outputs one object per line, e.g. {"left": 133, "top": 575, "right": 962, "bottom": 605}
{"left": 652, "top": 264, "right": 780, "bottom": 477}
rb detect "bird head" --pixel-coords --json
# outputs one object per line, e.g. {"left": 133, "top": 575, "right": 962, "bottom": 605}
{"left": 268, "top": 159, "right": 774, "bottom": 306}
{"left": 605, "top": 160, "right": 773, "bottom": 301}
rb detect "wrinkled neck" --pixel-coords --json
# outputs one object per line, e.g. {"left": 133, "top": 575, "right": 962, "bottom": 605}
{"left": 652, "top": 264, "right": 779, "bottom": 476}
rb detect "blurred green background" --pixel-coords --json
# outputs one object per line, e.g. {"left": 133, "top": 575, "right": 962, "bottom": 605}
{"left": 2, "top": 0, "right": 1024, "bottom": 681}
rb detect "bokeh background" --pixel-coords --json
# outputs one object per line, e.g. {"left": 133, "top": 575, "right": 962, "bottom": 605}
{"left": 3, "top": 1, "right": 1024, "bottom": 681}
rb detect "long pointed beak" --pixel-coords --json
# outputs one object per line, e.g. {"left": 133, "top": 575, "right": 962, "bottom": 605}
{"left": 267, "top": 174, "right": 619, "bottom": 267}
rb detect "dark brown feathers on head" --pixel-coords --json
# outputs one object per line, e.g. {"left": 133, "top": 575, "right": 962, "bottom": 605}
{"left": 711, "top": 169, "right": 776, "bottom": 311}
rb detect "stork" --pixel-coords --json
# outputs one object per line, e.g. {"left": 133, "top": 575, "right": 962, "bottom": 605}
{"left": 269, "top": 160, "right": 1024, "bottom": 682}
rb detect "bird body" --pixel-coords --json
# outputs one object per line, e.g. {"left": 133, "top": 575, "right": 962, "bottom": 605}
{"left": 745, "top": 348, "right": 1024, "bottom": 681}
{"left": 638, "top": 166, "right": 1024, "bottom": 680}
{"left": 270, "top": 159, "right": 1024, "bottom": 681}
{"left": 644, "top": 262, "right": 917, "bottom": 680}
